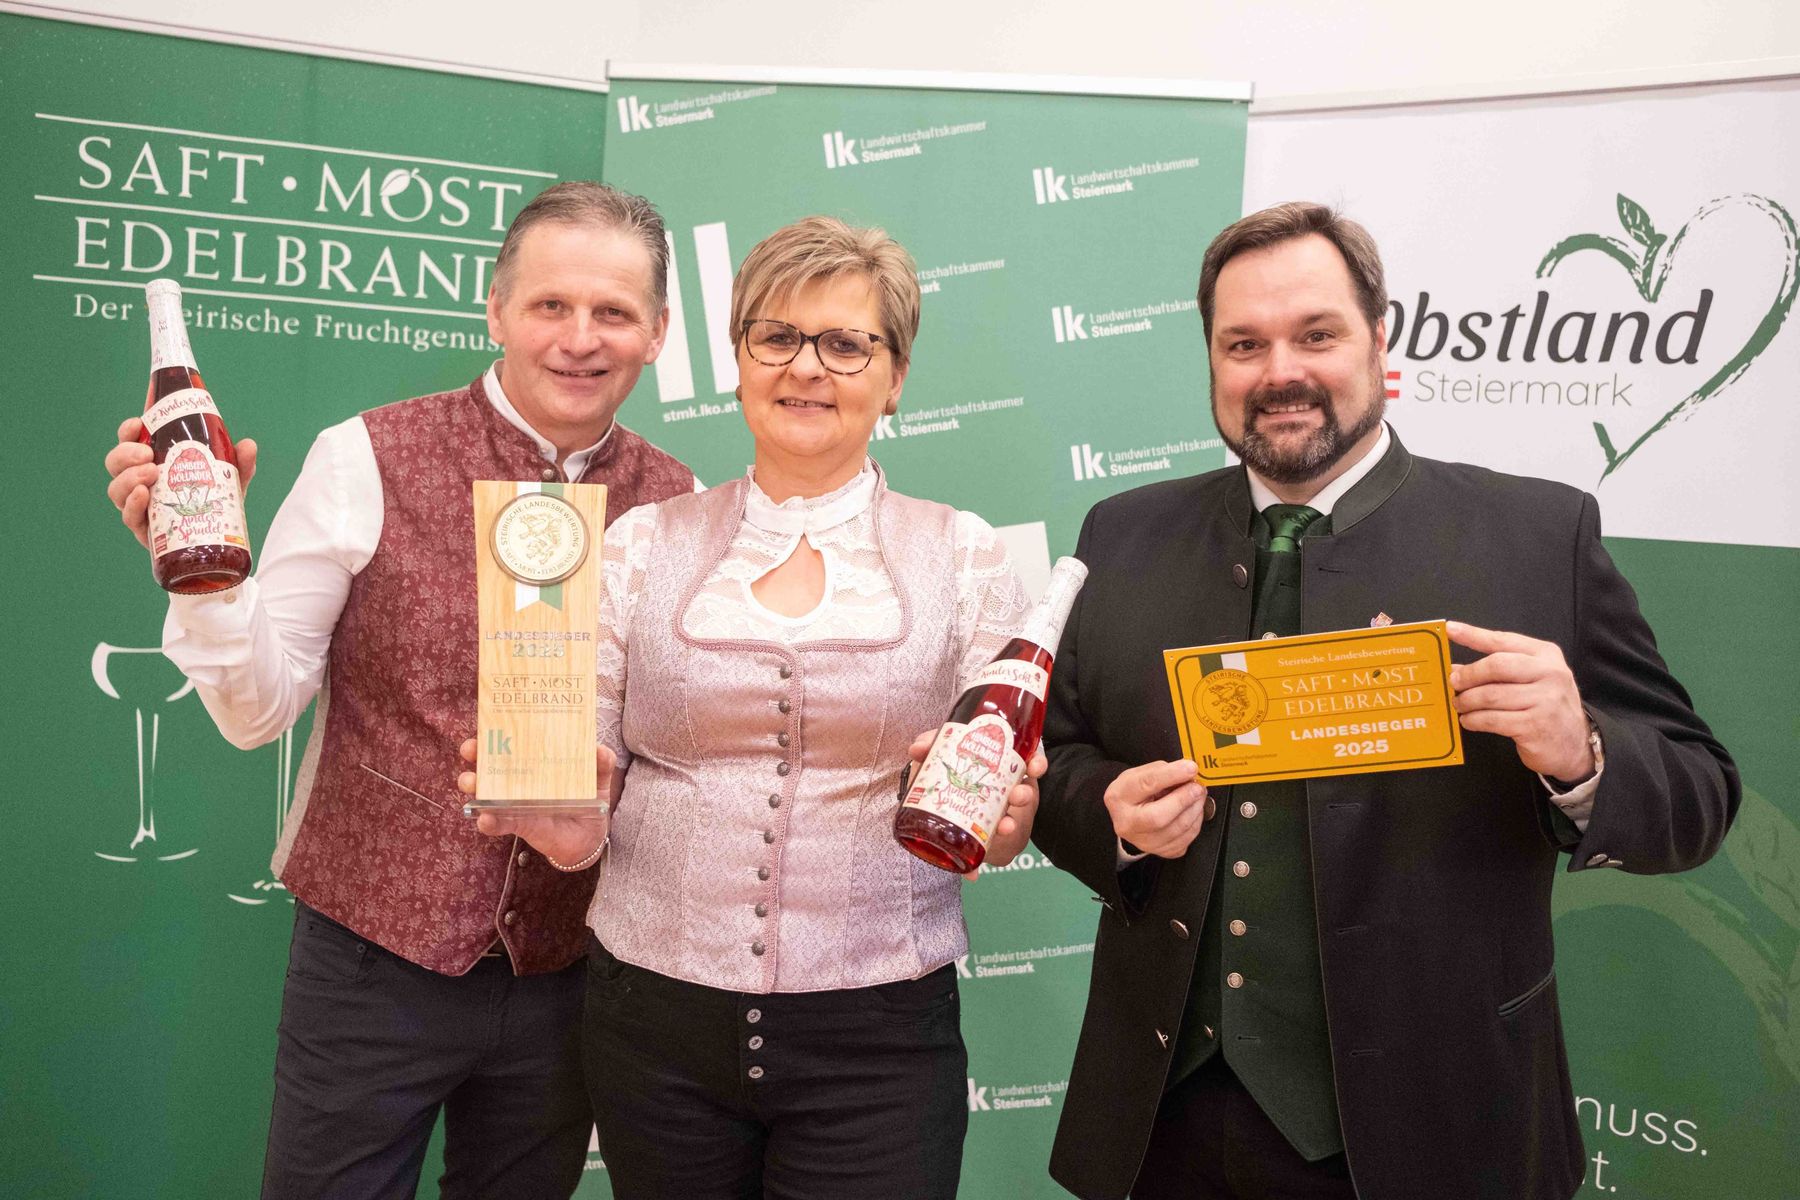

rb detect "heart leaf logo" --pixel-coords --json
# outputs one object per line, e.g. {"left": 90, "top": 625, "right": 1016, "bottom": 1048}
{"left": 1536, "top": 193, "right": 1799, "bottom": 482}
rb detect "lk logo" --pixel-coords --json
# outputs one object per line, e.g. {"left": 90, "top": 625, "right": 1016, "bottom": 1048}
{"left": 1032, "top": 166, "right": 1069, "bottom": 205}
{"left": 1051, "top": 305, "right": 1087, "bottom": 342}
{"left": 822, "top": 131, "right": 859, "bottom": 169}
{"left": 1070, "top": 444, "right": 1106, "bottom": 481}
{"left": 617, "top": 96, "right": 653, "bottom": 133}
{"left": 1538, "top": 193, "right": 1798, "bottom": 480}
{"left": 966, "top": 1078, "right": 992, "bottom": 1112}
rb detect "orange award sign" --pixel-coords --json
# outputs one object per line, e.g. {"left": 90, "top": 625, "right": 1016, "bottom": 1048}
{"left": 1164, "top": 620, "right": 1464, "bottom": 787}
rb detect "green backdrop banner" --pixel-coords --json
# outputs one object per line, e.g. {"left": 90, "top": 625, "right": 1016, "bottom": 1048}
{"left": 0, "top": 13, "right": 606, "bottom": 1196}
{"left": 601, "top": 71, "right": 1249, "bottom": 1199}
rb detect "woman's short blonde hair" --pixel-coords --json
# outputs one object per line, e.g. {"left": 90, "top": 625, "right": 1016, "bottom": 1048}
{"left": 729, "top": 216, "right": 922, "bottom": 367}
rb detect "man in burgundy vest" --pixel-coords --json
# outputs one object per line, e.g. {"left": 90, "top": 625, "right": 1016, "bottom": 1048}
{"left": 104, "top": 182, "right": 695, "bottom": 1199}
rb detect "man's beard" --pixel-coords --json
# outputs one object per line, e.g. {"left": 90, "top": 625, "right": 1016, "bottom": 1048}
{"left": 1219, "top": 370, "right": 1386, "bottom": 486}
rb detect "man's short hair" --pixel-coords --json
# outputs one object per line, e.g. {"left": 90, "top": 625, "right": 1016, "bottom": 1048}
{"left": 1197, "top": 202, "right": 1388, "bottom": 345}
{"left": 491, "top": 181, "right": 670, "bottom": 309}
{"left": 729, "top": 216, "right": 922, "bottom": 368}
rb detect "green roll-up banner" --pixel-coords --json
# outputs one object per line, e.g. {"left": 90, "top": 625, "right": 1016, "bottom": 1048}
{"left": 602, "top": 69, "right": 1250, "bottom": 1199}
{"left": 2, "top": 13, "right": 606, "bottom": 1196}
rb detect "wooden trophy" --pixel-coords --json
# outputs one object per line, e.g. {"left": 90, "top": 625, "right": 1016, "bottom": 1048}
{"left": 469, "top": 480, "right": 606, "bottom": 813}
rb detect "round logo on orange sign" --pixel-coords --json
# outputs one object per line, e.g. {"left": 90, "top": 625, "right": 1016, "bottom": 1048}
{"left": 1193, "top": 668, "right": 1268, "bottom": 737}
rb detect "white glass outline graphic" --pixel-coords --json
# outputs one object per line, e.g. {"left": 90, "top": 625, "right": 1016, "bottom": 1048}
{"left": 90, "top": 643, "right": 197, "bottom": 863}
{"left": 227, "top": 728, "right": 295, "bottom": 906}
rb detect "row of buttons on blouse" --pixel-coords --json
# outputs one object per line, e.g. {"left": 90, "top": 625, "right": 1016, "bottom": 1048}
{"left": 753, "top": 661, "right": 798, "bottom": 960}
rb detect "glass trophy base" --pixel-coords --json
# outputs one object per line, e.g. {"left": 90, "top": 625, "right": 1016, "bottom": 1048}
{"left": 463, "top": 798, "right": 608, "bottom": 817}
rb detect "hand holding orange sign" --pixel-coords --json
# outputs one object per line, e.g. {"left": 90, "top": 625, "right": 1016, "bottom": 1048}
{"left": 1164, "top": 620, "right": 1464, "bottom": 787}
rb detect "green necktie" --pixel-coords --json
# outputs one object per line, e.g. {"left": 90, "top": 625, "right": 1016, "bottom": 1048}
{"left": 1264, "top": 503, "right": 1323, "bottom": 557}
{"left": 1251, "top": 504, "right": 1324, "bottom": 639}
{"left": 1168, "top": 495, "right": 1345, "bottom": 1160}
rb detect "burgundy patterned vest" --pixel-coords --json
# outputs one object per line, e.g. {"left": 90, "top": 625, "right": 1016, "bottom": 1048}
{"left": 276, "top": 375, "right": 694, "bottom": 975}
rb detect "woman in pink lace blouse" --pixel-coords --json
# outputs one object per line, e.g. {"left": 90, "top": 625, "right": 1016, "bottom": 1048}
{"left": 468, "top": 216, "right": 1043, "bottom": 1198}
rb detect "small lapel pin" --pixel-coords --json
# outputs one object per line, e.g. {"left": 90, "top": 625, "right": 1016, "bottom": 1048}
{"left": 1371, "top": 612, "right": 1393, "bottom": 627}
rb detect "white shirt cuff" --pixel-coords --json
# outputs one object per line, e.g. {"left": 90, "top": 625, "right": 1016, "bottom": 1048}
{"left": 1538, "top": 734, "right": 1604, "bottom": 832}
{"left": 166, "top": 581, "right": 256, "bottom": 633}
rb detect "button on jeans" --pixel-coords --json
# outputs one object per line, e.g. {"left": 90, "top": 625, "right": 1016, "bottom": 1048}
{"left": 584, "top": 936, "right": 968, "bottom": 1199}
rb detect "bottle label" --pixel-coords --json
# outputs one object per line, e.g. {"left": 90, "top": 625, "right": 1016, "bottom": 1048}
{"left": 968, "top": 659, "right": 1049, "bottom": 701}
{"left": 901, "top": 713, "right": 1026, "bottom": 847}
{"left": 144, "top": 387, "right": 219, "bottom": 435}
{"left": 149, "top": 438, "right": 249, "bottom": 557}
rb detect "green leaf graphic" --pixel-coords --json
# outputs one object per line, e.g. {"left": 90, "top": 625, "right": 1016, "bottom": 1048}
{"left": 1537, "top": 233, "right": 1646, "bottom": 298}
{"left": 1725, "top": 785, "right": 1800, "bottom": 929}
{"left": 1553, "top": 787, "right": 1799, "bottom": 1084}
{"left": 1541, "top": 194, "right": 1800, "bottom": 481}
{"left": 1616, "top": 192, "right": 1662, "bottom": 250}
{"left": 1592, "top": 422, "right": 1619, "bottom": 469}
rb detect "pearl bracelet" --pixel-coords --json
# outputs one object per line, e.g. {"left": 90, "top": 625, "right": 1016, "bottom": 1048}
{"left": 545, "top": 837, "right": 608, "bottom": 872}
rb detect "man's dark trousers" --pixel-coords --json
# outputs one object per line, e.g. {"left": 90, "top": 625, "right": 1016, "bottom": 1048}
{"left": 262, "top": 903, "right": 589, "bottom": 1200}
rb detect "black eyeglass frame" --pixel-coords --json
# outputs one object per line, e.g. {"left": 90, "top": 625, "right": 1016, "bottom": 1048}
{"left": 740, "top": 319, "right": 888, "bottom": 376}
